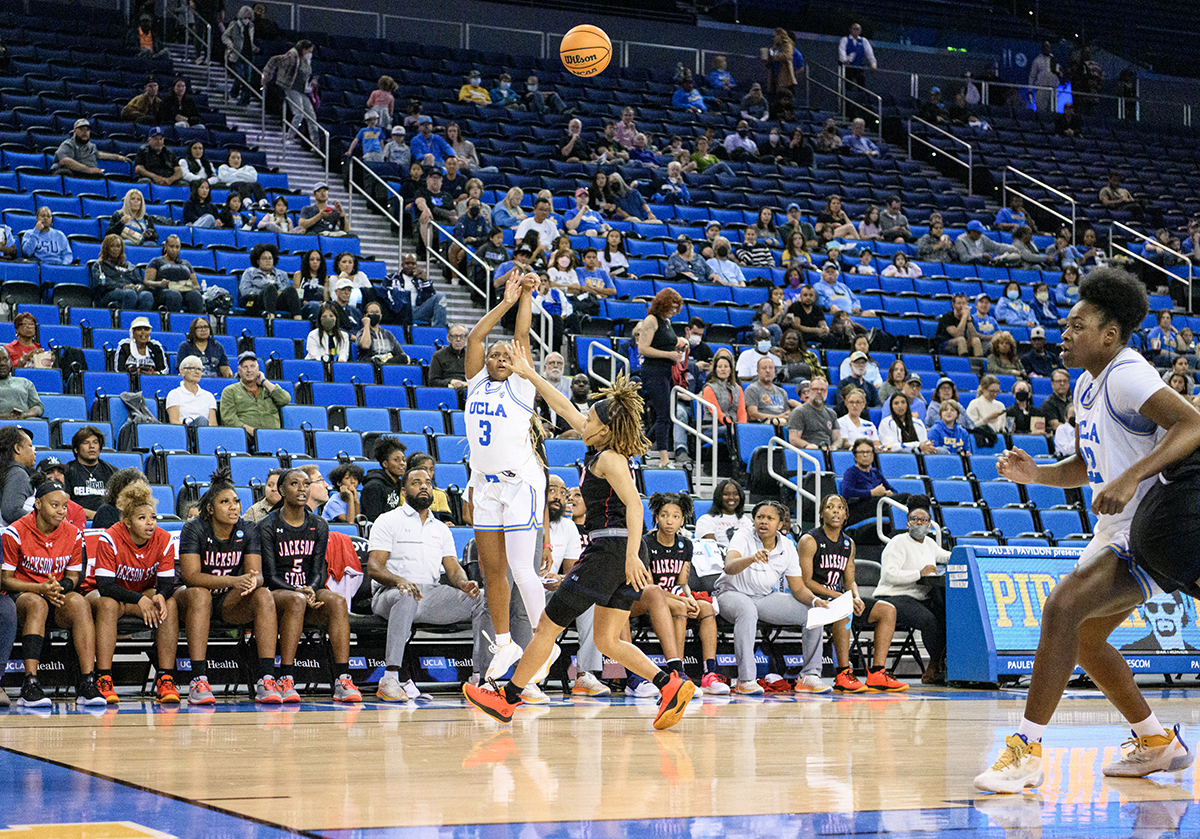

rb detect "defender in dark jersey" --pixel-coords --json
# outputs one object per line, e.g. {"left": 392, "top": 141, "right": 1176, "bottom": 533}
{"left": 464, "top": 344, "right": 694, "bottom": 730}
{"left": 797, "top": 493, "right": 907, "bottom": 692}
{"left": 177, "top": 469, "right": 281, "bottom": 705}
{"left": 260, "top": 468, "right": 361, "bottom": 703}
{"left": 644, "top": 492, "right": 728, "bottom": 696}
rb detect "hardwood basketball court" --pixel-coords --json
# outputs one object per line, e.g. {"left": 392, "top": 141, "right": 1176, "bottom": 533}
{"left": 1, "top": 687, "right": 1198, "bottom": 838}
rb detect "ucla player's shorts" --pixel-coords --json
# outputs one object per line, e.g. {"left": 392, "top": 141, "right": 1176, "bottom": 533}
{"left": 469, "top": 466, "right": 544, "bottom": 533}
{"left": 1080, "top": 520, "right": 1162, "bottom": 603}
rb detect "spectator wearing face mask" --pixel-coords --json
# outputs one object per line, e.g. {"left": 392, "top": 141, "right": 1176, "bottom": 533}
{"left": 1005, "top": 381, "right": 1046, "bottom": 434}
{"left": 491, "top": 73, "right": 520, "bottom": 108}
{"left": 736, "top": 327, "right": 782, "bottom": 380}
{"left": 458, "top": 70, "right": 491, "bottom": 105}
{"left": 706, "top": 237, "right": 747, "bottom": 286}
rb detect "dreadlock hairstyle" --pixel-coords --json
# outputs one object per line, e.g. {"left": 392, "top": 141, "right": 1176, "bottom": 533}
{"left": 592, "top": 373, "right": 652, "bottom": 459}
{"left": 116, "top": 480, "right": 156, "bottom": 521}
{"left": 752, "top": 499, "right": 792, "bottom": 534}
{"left": 648, "top": 491, "right": 694, "bottom": 523}
{"left": 199, "top": 467, "right": 238, "bottom": 523}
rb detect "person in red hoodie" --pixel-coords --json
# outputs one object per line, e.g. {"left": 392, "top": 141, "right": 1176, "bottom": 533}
{"left": 85, "top": 481, "right": 179, "bottom": 704}
{"left": 2, "top": 475, "right": 104, "bottom": 707}
{"left": 34, "top": 457, "right": 87, "bottom": 530}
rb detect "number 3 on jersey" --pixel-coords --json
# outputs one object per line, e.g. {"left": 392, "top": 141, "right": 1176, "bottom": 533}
{"left": 1081, "top": 444, "right": 1103, "bottom": 485}
{"left": 477, "top": 419, "right": 492, "bottom": 447}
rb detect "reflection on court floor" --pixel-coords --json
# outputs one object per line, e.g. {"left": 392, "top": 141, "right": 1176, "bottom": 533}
{"left": 0, "top": 689, "right": 1198, "bottom": 837}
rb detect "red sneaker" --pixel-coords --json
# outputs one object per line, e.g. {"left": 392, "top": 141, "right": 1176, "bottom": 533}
{"left": 464, "top": 681, "right": 521, "bottom": 724}
{"left": 653, "top": 672, "right": 695, "bottom": 730}
{"left": 833, "top": 668, "right": 868, "bottom": 693}
{"left": 865, "top": 668, "right": 909, "bottom": 692}
{"left": 96, "top": 674, "right": 119, "bottom": 705}
{"left": 155, "top": 673, "right": 180, "bottom": 704}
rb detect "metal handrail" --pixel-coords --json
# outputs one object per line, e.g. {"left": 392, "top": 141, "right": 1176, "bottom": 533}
{"left": 280, "top": 97, "right": 331, "bottom": 183}
{"left": 669, "top": 387, "right": 719, "bottom": 499}
{"left": 223, "top": 44, "right": 264, "bottom": 108}
{"left": 346, "top": 157, "right": 404, "bottom": 268}
{"left": 170, "top": 4, "right": 213, "bottom": 92}
{"left": 1107, "top": 221, "right": 1194, "bottom": 313}
{"left": 1002, "top": 166, "right": 1076, "bottom": 242}
{"left": 907, "top": 115, "right": 973, "bottom": 195}
{"left": 765, "top": 436, "right": 822, "bottom": 527}
{"left": 876, "top": 495, "right": 944, "bottom": 546}
{"left": 426, "top": 219, "right": 491, "bottom": 303}
{"left": 587, "top": 341, "right": 630, "bottom": 388}
{"left": 807, "top": 62, "right": 883, "bottom": 138}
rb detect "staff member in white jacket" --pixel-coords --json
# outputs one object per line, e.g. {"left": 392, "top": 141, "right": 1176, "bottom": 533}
{"left": 875, "top": 495, "right": 949, "bottom": 684}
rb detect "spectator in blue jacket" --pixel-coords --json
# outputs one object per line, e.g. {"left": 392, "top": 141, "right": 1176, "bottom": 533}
{"left": 1031, "top": 281, "right": 1065, "bottom": 328}
{"left": 927, "top": 400, "right": 973, "bottom": 454}
{"left": 972, "top": 293, "right": 1001, "bottom": 350}
{"left": 814, "top": 261, "right": 871, "bottom": 314}
{"left": 1055, "top": 264, "right": 1081, "bottom": 308}
{"left": 672, "top": 76, "right": 706, "bottom": 113}
{"left": 20, "top": 208, "right": 73, "bottom": 265}
{"left": 995, "top": 280, "right": 1037, "bottom": 326}
{"left": 707, "top": 56, "right": 735, "bottom": 95}
{"left": 994, "top": 194, "right": 1034, "bottom": 233}
{"left": 490, "top": 73, "right": 521, "bottom": 108}
{"left": 843, "top": 118, "right": 880, "bottom": 156}
{"left": 409, "top": 116, "right": 454, "bottom": 166}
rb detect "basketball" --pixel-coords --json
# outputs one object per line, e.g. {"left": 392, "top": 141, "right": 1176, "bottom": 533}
{"left": 560, "top": 24, "right": 612, "bottom": 77}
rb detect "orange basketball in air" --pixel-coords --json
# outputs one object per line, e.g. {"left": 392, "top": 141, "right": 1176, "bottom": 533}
{"left": 560, "top": 25, "right": 613, "bottom": 77}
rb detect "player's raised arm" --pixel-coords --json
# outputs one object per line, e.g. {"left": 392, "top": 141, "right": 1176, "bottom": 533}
{"left": 466, "top": 270, "right": 523, "bottom": 378}
{"left": 508, "top": 341, "right": 586, "bottom": 433}
{"left": 513, "top": 271, "right": 536, "bottom": 358}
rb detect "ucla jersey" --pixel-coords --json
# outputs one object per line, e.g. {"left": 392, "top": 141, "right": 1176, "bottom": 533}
{"left": 1074, "top": 347, "right": 1168, "bottom": 534}
{"left": 466, "top": 367, "right": 539, "bottom": 478}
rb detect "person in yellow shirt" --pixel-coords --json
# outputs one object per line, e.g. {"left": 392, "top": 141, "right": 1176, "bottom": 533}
{"left": 458, "top": 71, "right": 492, "bottom": 106}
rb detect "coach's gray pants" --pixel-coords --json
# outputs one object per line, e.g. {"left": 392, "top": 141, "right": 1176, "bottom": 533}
{"left": 372, "top": 584, "right": 492, "bottom": 675}
{"left": 715, "top": 589, "right": 822, "bottom": 683}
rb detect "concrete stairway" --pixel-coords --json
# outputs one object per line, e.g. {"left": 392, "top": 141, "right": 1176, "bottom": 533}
{"left": 168, "top": 45, "right": 488, "bottom": 327}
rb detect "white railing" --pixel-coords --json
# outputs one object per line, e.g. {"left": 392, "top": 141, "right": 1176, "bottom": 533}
{"left": 876, "top": 495, "right": 944, "bottom": 546}
{"left": 587, "top": 341, "right": 630, "bottom": 388}
{"left": 1107, "top": 221, "right": 1195, "bottom": 313}
{"left": 425, "top": 220, "right": 491, "bottom": 302}
{"left": 1002, "top": 166, "right": 1076, "bottom": 242}
{"left": 765, "top": 436, "right": 822, "bottom": 527}
{"left": 280, "top": 97, "right": 331, "bottom": 184}
{"left": 223, "top": 44, "right": 264, "bottom": 112}
{"left": 806, "top": 62, "right": 883, "bottom": 139}
{"left": 345, "top": 157, "right": 404, "bottom": 267}
{"left": 169, "top": 5, "right": 213, "bottom": 92}
{"left": 669, "top": 387, "right": 720, "bottom": 498}
{"left": 907, "top": 115, "right": 973, "bottom": 195}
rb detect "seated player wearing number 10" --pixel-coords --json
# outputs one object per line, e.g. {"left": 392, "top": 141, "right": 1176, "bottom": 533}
{"left": 975, "top": 268, "right": 1200, "bottom": 794}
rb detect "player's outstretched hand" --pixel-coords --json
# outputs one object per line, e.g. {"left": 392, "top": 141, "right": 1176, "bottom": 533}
{"left": 507, "top": 340, "right": 536, "bottom": 380}
{"left": 519, "top": 271, "right": 539, "bottom": 292}
{"left": 503, "top": 272, "right": 523, "bottom": 305}
{"left": 626, "top": 555, "right": 652, "bottom": 591}
{"left": 996, "top": 448, "right": 1038, "bottom": 484}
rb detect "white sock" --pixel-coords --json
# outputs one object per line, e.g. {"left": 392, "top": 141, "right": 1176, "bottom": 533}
{"left": 1017, "top": 718, "right": 1047, "bottom": 742}
{"left": 1131, "top": 712, "right": 1166, "bottom": 738}
{"left": 495, "top": 632, "right": 511, "bottom": 647}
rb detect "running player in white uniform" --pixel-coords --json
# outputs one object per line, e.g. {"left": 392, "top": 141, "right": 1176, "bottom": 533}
{"left": 976, "top": 268, "right": 1200, "bottom": 794}
{"left": 465, "top": 271, "right": 551, "bottom": 680}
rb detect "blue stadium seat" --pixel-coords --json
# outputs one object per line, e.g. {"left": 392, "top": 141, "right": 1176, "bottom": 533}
{"left": 313, "top": 431, "right": 362, "bottom": 458}
{"left": 363, "top": 386, "right": 409, "bottom": 410}
{"left": 435, "top": 462, "right": 469, "bottom": 491}
{"left": 978, "top": 481, "right": 1022, "bottom": 509}
{"left": 164, "top": 454, "right": 220, "bottom": 485}
{"left": 0, "top": 419, "right": 48, "bottom": 448}
{"left": 397, "top": 409, "right": 444, "bottom": 434}
{"left": 929, "top": 480, "right": 975, "bottom": 506}
{"left": 230, "top": 457, "right": 277, "bottom": 486}
{"left": 309, "top": 382, "right": 357, "bottom": 408}
{"left": 380, "top": 365, "right": 424, "bottom": 388}
{"left": 877, "top": 452, "right": 919, "bottom": 479}
{"left": 969, "top": 456, "right": 1002, "bottom": 482}
{"left": 196, "top": 426, "right": 248, "bottom": 454}
{"left": 331, "top": 362, "right": 375, "bottom": 385}
{"left": 1040, "top": 509, "right": 1089, "bottom": 539}
{"left": 642, "top": 469, "right": 689, "bottom": 496}
{"left": 255, "top": 429, "right": 307, "bottom": 456}
{"left": 40, "top": 395, "right": 85, "bottom": 421}
{"left": 939, "top": 507, "right": 989, "bottom": 538}
{"left": 1024, "top": 484, "right": 1069, "bottom": 510}
{"left": 544, "top": 439, "right": 587, "bottom": 466}
{"left": 343, "top": 408, "right": 392, "bottom": 433}
{"left": 281, "top": 405, "right": 328, "bottom": 429}
{"left": 134, "top": 424, "right": 188, "bottom": 452}
{"left": 16, "top": 368, "right": 62, "bottom": 394}
{"left": 736, "top": 423, "right": 779, "bottom": 466}
{"left": 990, "top": 508, "right": 1038, "bottom": 539}
{"left": 436, "top": 435, "right": 470, "bottom": 463}
{"left": 150, "top": 484, "right": 175, "bottom": 514}
{"left": 922, "top": 454, "right": 965, "bottom": 480}
{"left": 281, "top": 360, "right": 325, "bottom": 383}
{"left": 1009, "top": 434, "right": 1050, "bottom": 458}
{"left": 413, "top": 387, "right": 459, "bottom": 411}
